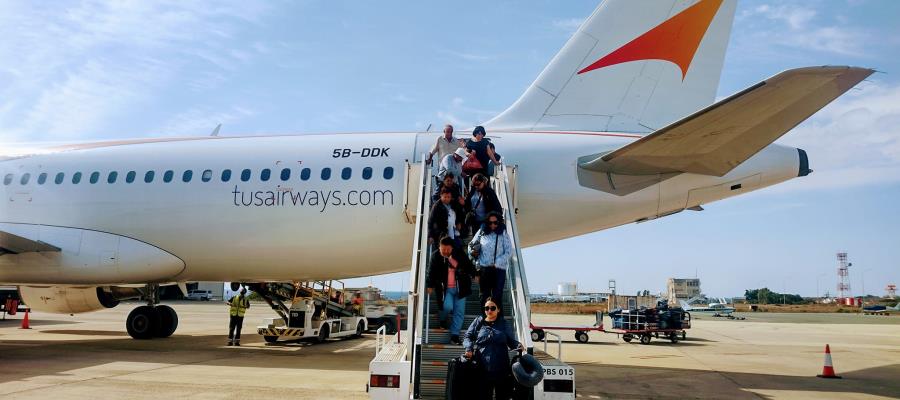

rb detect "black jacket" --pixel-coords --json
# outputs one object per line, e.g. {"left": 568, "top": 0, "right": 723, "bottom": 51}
{"left": 428, "top": 201, "right": 464, "bottom": 242}
{"left": 464, "top": 186, "right": 502, "bottom": 221}
{"left": 427, "top": 247, "right": 474, "bottom": 303}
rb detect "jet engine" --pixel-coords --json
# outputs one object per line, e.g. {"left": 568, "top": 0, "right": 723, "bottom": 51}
{"left": 18, "top": 286, "right": 141, "bottom": 314}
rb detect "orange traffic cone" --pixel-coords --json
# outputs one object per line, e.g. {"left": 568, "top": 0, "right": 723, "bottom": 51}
{"left": 20, "top": 309, "right": 31, "bottom": 329}
{"left": 816, "top": 344, "right": 841, "bottom": 379}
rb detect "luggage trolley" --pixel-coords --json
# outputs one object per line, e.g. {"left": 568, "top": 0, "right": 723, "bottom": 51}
{"left": 607, "top": 309, "right": 691, "bottom": 345}
{"left": 530, "top": 311, "right": 604, "bottom": 343}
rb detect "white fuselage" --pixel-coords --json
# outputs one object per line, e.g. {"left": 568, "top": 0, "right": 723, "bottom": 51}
{"left": 0, "top": 131, "right": 802, "bottom": 285}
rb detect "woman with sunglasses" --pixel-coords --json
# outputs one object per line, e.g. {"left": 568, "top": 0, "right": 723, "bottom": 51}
{"left": 468, "top": 211, "right": 512, "bottom": 311}
{"left": 463, "top": 297, "right": 524, "bottom": 399}
{"left": 464, "top": 173, "right": 502, "bottom": 236}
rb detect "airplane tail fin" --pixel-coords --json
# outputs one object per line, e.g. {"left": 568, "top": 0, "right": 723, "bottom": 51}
{"left": 485, "top": 0, "right": 737, "bottom": 133}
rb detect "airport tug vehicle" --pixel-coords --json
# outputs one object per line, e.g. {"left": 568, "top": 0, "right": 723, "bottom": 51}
{"left": 255, "top": 280, "right": 367, "bottom": 343}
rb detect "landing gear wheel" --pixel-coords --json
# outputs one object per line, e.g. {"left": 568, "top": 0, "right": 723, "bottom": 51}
{"left": 640, "top": 334, "right": 651, "bottom": 345}
{"left": 355, "top": 321, "right": 365, "bottom": 338}
{"left": 531, "top": 329, "right": 545, "bottom": 342}
{"left": 264, "top": 336, "right": 279, "bottom": 344}
{"left": 317, "top": 324, "right": 330, "bottom": 343}
{"left": 622, "top": 333, "right": 633, "bottom": 343}
{"left": 155, "top": 305, "right": 178, "bottom": 338}
{"left": 127, "top": 306, "right": 160, "bottom": 340}
{"left": 669, "top": 333, "right": 679, "bottom": 344}
{"left": 575, "top": 331, "right": 589, "bottom": 343}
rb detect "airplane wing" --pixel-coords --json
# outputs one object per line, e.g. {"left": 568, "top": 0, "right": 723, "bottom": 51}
{"left": 0, "top": 230, "right": 61, "bottom": 254}
{"left": 580, "top": 66, "right": 874, "bottom": 177}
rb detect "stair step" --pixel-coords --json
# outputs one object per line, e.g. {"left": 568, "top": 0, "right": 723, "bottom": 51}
{"left": 419, "top": 382, "right": 447, "bottom": 399}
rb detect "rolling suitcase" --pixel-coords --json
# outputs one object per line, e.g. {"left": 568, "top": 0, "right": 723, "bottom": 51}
{"left": 446, "top": 355, "right": 479, "bottom": 399}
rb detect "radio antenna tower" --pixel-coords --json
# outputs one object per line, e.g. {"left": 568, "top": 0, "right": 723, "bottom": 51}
{"left": 836, "top": 252, "right": 851, "bottom": 299}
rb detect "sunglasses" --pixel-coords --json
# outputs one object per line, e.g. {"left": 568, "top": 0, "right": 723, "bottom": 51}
{"left": 487, "top": 221, "right": 499, "bottom": 225}
{"left": 483, "top": 305, "right": 497, "bottom": 312}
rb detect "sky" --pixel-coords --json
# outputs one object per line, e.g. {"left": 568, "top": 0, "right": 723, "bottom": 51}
{"left": 1, "top": 1, "right": 898, "bottom": 298}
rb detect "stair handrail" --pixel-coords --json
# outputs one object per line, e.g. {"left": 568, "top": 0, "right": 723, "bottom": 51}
{"left": 405, "top": 156, "right": 432, "bottom": 394}
{"left": 494, "top": 164, "right": 533, "bottom": 350}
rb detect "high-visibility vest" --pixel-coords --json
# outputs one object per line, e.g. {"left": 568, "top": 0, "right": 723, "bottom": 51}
{"left": 229, "top": 295, "right": 249, "bottom": 317}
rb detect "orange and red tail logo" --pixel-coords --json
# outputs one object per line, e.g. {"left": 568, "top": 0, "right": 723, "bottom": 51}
{"left": 577, "top": 0, "right": 723, "bottom": 79}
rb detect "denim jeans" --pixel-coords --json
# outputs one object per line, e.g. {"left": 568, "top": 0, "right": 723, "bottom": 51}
{"left": 440, "top": 287, "right": 466, "bottom": 336}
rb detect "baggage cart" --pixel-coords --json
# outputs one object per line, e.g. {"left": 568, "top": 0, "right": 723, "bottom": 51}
{"left": 530, "top": 311, "right": 604, "bottom": 343}
{"left": 607, "top": 309, "right": 691, "bottom": 344}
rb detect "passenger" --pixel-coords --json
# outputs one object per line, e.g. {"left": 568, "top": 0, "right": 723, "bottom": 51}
{"left": 427, "top": 236, "right": 474, "bottom": 344}
{"left": 226, "top": 286, "right": 250, "bottom": 346}
{"left": 464, "top": 126, "right": 500, "bottom": 178}
{"left": 427, "top": 124, "right": 465, "bottom": 166}
{"left": 468, "top": 212, "right": 512, "bottom": 313}
{"left": 428, "top": 188, "right": 464, "bottom": 246}
{"left": 464, "top": 173, "right": 502, "bottom": 234}
{"left": 432, "top": 173, "right": 464, "bottom": 205}
{"left": 439, "top": 147, "right": 468, "bottom": 184}
{"left": 463, "top": 297, "right": 524, "bottom": 399}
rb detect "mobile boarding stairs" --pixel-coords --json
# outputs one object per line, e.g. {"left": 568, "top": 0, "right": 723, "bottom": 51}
{"left": 368, "top": 159, "right": 575, "bottom": 399}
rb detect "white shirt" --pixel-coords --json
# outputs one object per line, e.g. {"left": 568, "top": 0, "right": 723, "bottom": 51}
{"left": 431, "top": 135, "right": 462, "bottom": 162}
{"left": 444, "top": 203, "right": 457, "bottom": 239}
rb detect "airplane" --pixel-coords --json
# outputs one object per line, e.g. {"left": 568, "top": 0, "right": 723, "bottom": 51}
{"left": 0, "top": 0, "right": 873, "bottom": 339}
{"left": 679, "top": 297, "right": 736, "bottom": 316}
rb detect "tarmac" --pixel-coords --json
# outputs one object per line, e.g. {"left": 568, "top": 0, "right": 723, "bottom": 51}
{"left": 1, "top": 302, "right": 898, "bottom": 399}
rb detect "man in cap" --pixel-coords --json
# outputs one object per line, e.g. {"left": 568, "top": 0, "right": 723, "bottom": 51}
{"left": 438, "top": 147, "right": 468, "bottom": 184}
{"left": 227, "top": 287, "right": 250, "bottom": 346}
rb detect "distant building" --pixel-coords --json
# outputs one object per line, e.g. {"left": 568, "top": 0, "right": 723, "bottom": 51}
{"left": 667, "top": 278, "right": 701, "bottom": 304}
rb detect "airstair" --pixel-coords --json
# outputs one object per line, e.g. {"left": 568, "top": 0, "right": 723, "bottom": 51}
{"left": 368, "top": 159, "right": 575, "bottom": 399}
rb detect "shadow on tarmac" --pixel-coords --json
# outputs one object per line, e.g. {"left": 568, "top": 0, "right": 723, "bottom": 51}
{"left": 575, "top": 362, "right": 900, "bottom": 399}
{"left": 0, "top": 330, "right": 373, "bottom": 385}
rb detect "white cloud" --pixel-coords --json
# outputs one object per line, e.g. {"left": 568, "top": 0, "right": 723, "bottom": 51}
{"left": 736, "top": 2, "right": 868, "bottom": 57}
{"left": 435, "top": 97, "right": 498, "bottom": 129}
{"left": 772, "top": 80, "right": 900, "bottom": 192}
{"left": 157, "top": 106, "right": 257, "bottom": 137}
{"left": 552, "top": 17, "right": 584, "bottom": 33}
{"left": 438, "top": 48, "right": 495, "bottom": 62}
{"left": 0, "top": 1, "right": 270, "bottom": 142}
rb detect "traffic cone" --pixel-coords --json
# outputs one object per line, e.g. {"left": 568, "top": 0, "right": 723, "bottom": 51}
{"left": 816, "top": 344, "right": 841, "bottom": 379}
{"left": 20, "top": 309, "right": 31, "bottom": 329}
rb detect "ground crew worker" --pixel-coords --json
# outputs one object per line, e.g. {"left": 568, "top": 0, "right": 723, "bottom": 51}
{"left": 227, "top": 287, "right": 250, "bottom": 346}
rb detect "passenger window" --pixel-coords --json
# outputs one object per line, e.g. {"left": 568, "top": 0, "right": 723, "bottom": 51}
{"left": 3, "top": 174, "right": 12, "bottom": 185}
{"left": 163, "top": 170, "right": 174, "bottom": 183}
{"left": 38, "top": 173, "right": 48, "bottom": 185}
{"left": 300, "top": 168, "right": 311, "bottom": 181}
{"left": 260, "top": 168, "right": 271, "bottom": 182}
{"left": 126, "top": 171, "right": 136, "bottom": 183}
{"left": 89, "top": 172, "right": 99, "bottom": 184}
{"left": 182, "top": 170, "right": 193, "bottom": 182}
{"left": 20, "top": 173, "right": 30, "bottom": 185}
{"left": 55, "top": 172, "right": 65, "bottom": 184}
{"left": 341, "top": 167, "right": 352, "bottom": 180}
{"left": 221, "top": 169, "right": 232, "bottom": 182}
{"left": 202, "top": 169, "right": 212, "bottom": 182}
{"left": 362, "top": 167, "right": 373, "bottom": 180}
{"left": 280, "top": 168, "right": 291, "bottom": 181}
{"left": 321, "top": 168, "right": 331, "bottom": 180}
{"left": 145, "top": 171, "right": 155, "bottom": 183}
{"left": 241, "top": 169, "right": 251, "bottom": 182}
{"left": 383, "top": 167, "right": 394, "bottom": 180}
{"left": 72, "top": 172, "right": 82, "bottom": 184}
{"left": 107, "top": 171, "right": 118, "bottom": 184}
